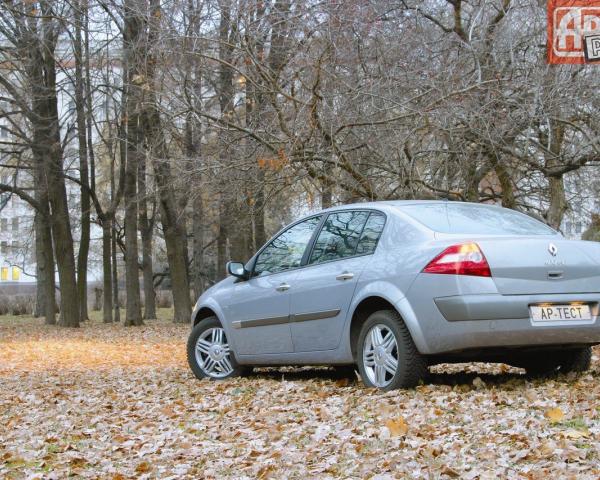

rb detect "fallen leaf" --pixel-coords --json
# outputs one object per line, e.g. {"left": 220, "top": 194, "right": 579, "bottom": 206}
{"left": 69, "top": 457, "right": 87, "bottom": 468}
{"left": 135, "top": 461, "right": 152, "bottom": 473}
{"left": 562, "top": 429, "right": 589, "bottom": 439}
{"left": 441, "top": 465, "right": 461, "bottom": 478}
{"left": 335, "top": 377, "right": 349, "bottom": 387}
{"left": 545, "top": 407, "right": 564, "bottom": 423}
{"left": 257, "top": 464, "right": 275, "bottom": 479}
{"left": 385, "top": 416, "right": 408, "bottom": 436}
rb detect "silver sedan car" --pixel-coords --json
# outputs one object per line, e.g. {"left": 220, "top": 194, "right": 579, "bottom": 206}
{"left": 187, "top": 201, "right": 600, "bottom": 390}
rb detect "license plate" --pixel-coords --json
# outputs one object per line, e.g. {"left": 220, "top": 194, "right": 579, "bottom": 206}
{"left": 530, "top": 304, "right": 592, "bottom": 323}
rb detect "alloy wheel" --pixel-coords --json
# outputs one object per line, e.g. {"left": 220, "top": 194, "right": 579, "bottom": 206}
{"left": 362, "top": 323, "right": 399, "bottom": 388}
{"left": 194, "top": 327, "right": 233, "bottom": 378}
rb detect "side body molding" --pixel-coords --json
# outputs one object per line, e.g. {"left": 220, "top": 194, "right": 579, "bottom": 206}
{"left": 232, "top": 309, "right": 341, "bottom": 329}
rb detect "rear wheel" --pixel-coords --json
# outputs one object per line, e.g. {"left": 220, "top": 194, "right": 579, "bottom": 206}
{"left": 561, "top": 347, "right": 593, "bottom": 373}
{"left": 187, "top": 316, "right": 248, "bottom": 380}
{"left": 356, "top": 309, "right": 427, "bottom": 390}
{"left": 523, "top": 347, "right": 592, "bottom": 377}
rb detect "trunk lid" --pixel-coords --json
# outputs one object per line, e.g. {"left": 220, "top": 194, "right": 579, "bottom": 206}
{"left": 475, "top": 237, "right": 600, "bottom": 295}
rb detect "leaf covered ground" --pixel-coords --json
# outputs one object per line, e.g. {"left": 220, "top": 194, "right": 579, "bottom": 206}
{"left": 1, "top": 311, "right": 599, "bottom": 479}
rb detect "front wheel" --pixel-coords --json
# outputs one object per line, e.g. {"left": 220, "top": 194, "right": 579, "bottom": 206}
{"left": 356, "top": 309, "right": 427, "bottom": 390}
{"left": 187, "top": 316, "right": 247, "bottom": 380}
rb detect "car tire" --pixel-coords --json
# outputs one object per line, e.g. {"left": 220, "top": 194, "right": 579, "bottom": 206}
{"left": 557, "top": 347, "right": 592, "bottom": 373}
{"left": 356, "top": 309, "right": 427, "bottom": 390}
{"left": 523, "top": 347, "right": 592, "bottom": 377}
{"left": 187, "top": 316, "right": 249, "bottom": 380}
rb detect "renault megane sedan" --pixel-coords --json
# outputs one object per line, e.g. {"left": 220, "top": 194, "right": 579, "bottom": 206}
{"left": 187, "top": 201, "right": 600, "bottom": 390}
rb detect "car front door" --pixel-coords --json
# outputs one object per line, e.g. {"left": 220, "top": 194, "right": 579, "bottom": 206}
{"left": 290, "top": 211, "right": 386, "bottom": 352}
{"left": 224, "top": 215, "right": 322, "bottom": 355}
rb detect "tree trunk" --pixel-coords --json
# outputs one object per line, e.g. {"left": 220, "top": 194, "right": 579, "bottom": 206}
{"left": 122, "top": 141, "right": 143, "bottom": 326}
{"left": 101, "top": 219, "right": 113, "bottom": 322}
{"left": 33, "top": 153, "right": 56, "bottom": 325}
{"left": 217, "top": 198, "right": 228, "bottom": 281}
{"left": 27, "top": 17, "right": 80, "bottom": 328}
{"left": 192, "top": 191, "right": 204, "bottom": 298}
{"left": 228, "top": 198, "right": 251, "bottom": 262}
{"left": 47, "top": 160, "right": 80, "bottom": 328}
{"left": 138, "top": 155, "right": 156, "bottom": 319}
{"left": 34, "top": 211, "right": 56, "bottom": 325}
{"left": 111, "top": 129, "right": 121, "bottom": 324}
{"left": 74, "top": 0, "right": 90, "bottom": 321}
{"left": 544, "top": 119, "right": 567, "bottom": 229}
{"left": 214, "top": 0, "right": 235, "bottom": 281}
{"left": 253, "top": 174, "right": 266, "bottom": 250}
{"left": 547, "top": 175, "right": 567, "bottom": 230}
{"left": 146, "top": 111, "right": 191, "bottom": 323}
{"left": 122, "top": 0, "right": 144, "bottom": 326}
{"left": 321, "top": 181, "right": 332, "bottom": 209}
{"left": 493, "top": 159, "right": 516, "bottom": 209}
{"left": 111, "top": 218, "right": 121, "bottom": 323}
{"left": 144, "top": 0, "right": 191, "bottom": 323}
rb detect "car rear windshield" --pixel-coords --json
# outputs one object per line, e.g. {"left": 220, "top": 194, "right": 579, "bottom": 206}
{"left": 398, "top": 203, "right": 557, "bottom": 235}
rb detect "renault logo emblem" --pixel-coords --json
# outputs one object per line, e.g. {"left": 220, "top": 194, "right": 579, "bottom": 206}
{"left": 548, "top": 243, "right": 558, "bottom": 256}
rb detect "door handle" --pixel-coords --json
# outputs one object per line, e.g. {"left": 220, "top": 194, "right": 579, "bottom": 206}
{"left": 276, "top": 283, "right": 291, "bottom": 292}
{"left": 336, "top": 272, "right": 354, "bottom": 281}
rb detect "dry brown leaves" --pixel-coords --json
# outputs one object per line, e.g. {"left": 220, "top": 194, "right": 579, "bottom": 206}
{"left": 1, "top": 312, "right": 599, "bottom": 479}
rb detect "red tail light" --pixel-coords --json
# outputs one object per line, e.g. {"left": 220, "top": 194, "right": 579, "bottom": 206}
{"left": 423, "top": 243, "right": 491, "bottom": 277}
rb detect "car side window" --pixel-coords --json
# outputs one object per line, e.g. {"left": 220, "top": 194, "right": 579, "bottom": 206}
{"left": 355, "top": 212, "right": 386, "bottom": 255}
{"left": 309, "top": 211, "right": 370, "bottom": 264}
{"left": 254, "top": 216, "right": 322, "bottom": 276}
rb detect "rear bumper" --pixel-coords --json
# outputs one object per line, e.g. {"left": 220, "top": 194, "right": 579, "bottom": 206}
{"left": 411, "top": 292, "right": 600, "bottom": 354}
{"left": 435, "top": 293, "right": 600, "bottom": 322}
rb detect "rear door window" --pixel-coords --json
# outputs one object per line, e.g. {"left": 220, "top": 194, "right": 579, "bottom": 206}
{"left": 309, "top": 211, "right": 370, "bottom": 264}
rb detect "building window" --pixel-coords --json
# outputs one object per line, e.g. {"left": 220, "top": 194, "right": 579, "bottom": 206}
{"left": 1, "top": 241, "right": 7, "bottom": 255}
{"left": 0, "top": 126, "right": 7, "bottom": 138}
{"left": 1, "top": 267, "right": 7, "bottom": 281}
{"left": 11, "top": 266, "right": 19, "bottom": 281}
{"left": 575, "top": 222, "right": 582, "bottom": 234}
{"left": 12, "top": 217, "right": 18, "bottom": 232}
{"left": 11, "top": 240, "right": 17, "bottom": 250}
{"left": 0, "top": 218, "right": 5, "bottom": 231}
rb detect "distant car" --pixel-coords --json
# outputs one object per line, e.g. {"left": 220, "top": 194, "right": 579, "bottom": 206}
{"left": 187, "top": 201, "right": 600, "bottom": 390}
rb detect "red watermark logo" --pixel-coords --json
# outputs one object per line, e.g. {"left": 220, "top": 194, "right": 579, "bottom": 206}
{"left": 548, "top": 0, "right": 600, "bottom": 64}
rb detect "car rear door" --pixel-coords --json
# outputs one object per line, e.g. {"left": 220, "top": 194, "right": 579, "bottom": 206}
{"left": 289, "top": 211, "right": 386, "bottom": 352}
{"left": 225, "top": 216, "right": 322, "bottom": 355}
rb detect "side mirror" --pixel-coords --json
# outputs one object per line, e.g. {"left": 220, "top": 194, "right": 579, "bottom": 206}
{"left": 227, "top": 261, "right": 248, "bottom": 280}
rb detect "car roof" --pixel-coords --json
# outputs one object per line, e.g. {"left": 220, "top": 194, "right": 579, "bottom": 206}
{"left": 319, "top": 199, "right": 490, "bottom": 214}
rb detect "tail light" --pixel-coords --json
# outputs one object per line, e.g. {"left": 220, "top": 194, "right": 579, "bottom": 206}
{"left": 423, "top": 243, "right": 491, "bottom": 277}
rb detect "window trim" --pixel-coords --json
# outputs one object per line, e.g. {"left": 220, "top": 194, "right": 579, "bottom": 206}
{"left": 304, "top": 208, "right": 387, "bottom": 268}
{"left": 247, "top": 208, "right": 387, "bottom": 278}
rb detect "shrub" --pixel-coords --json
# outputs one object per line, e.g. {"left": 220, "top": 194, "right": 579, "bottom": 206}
{"left": 0, "top": 294, "right": 35, "bottom": 316}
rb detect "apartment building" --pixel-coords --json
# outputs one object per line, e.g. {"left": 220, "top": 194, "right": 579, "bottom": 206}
{"left": 0, "top": 191, "right": 35, "bottom": 284}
